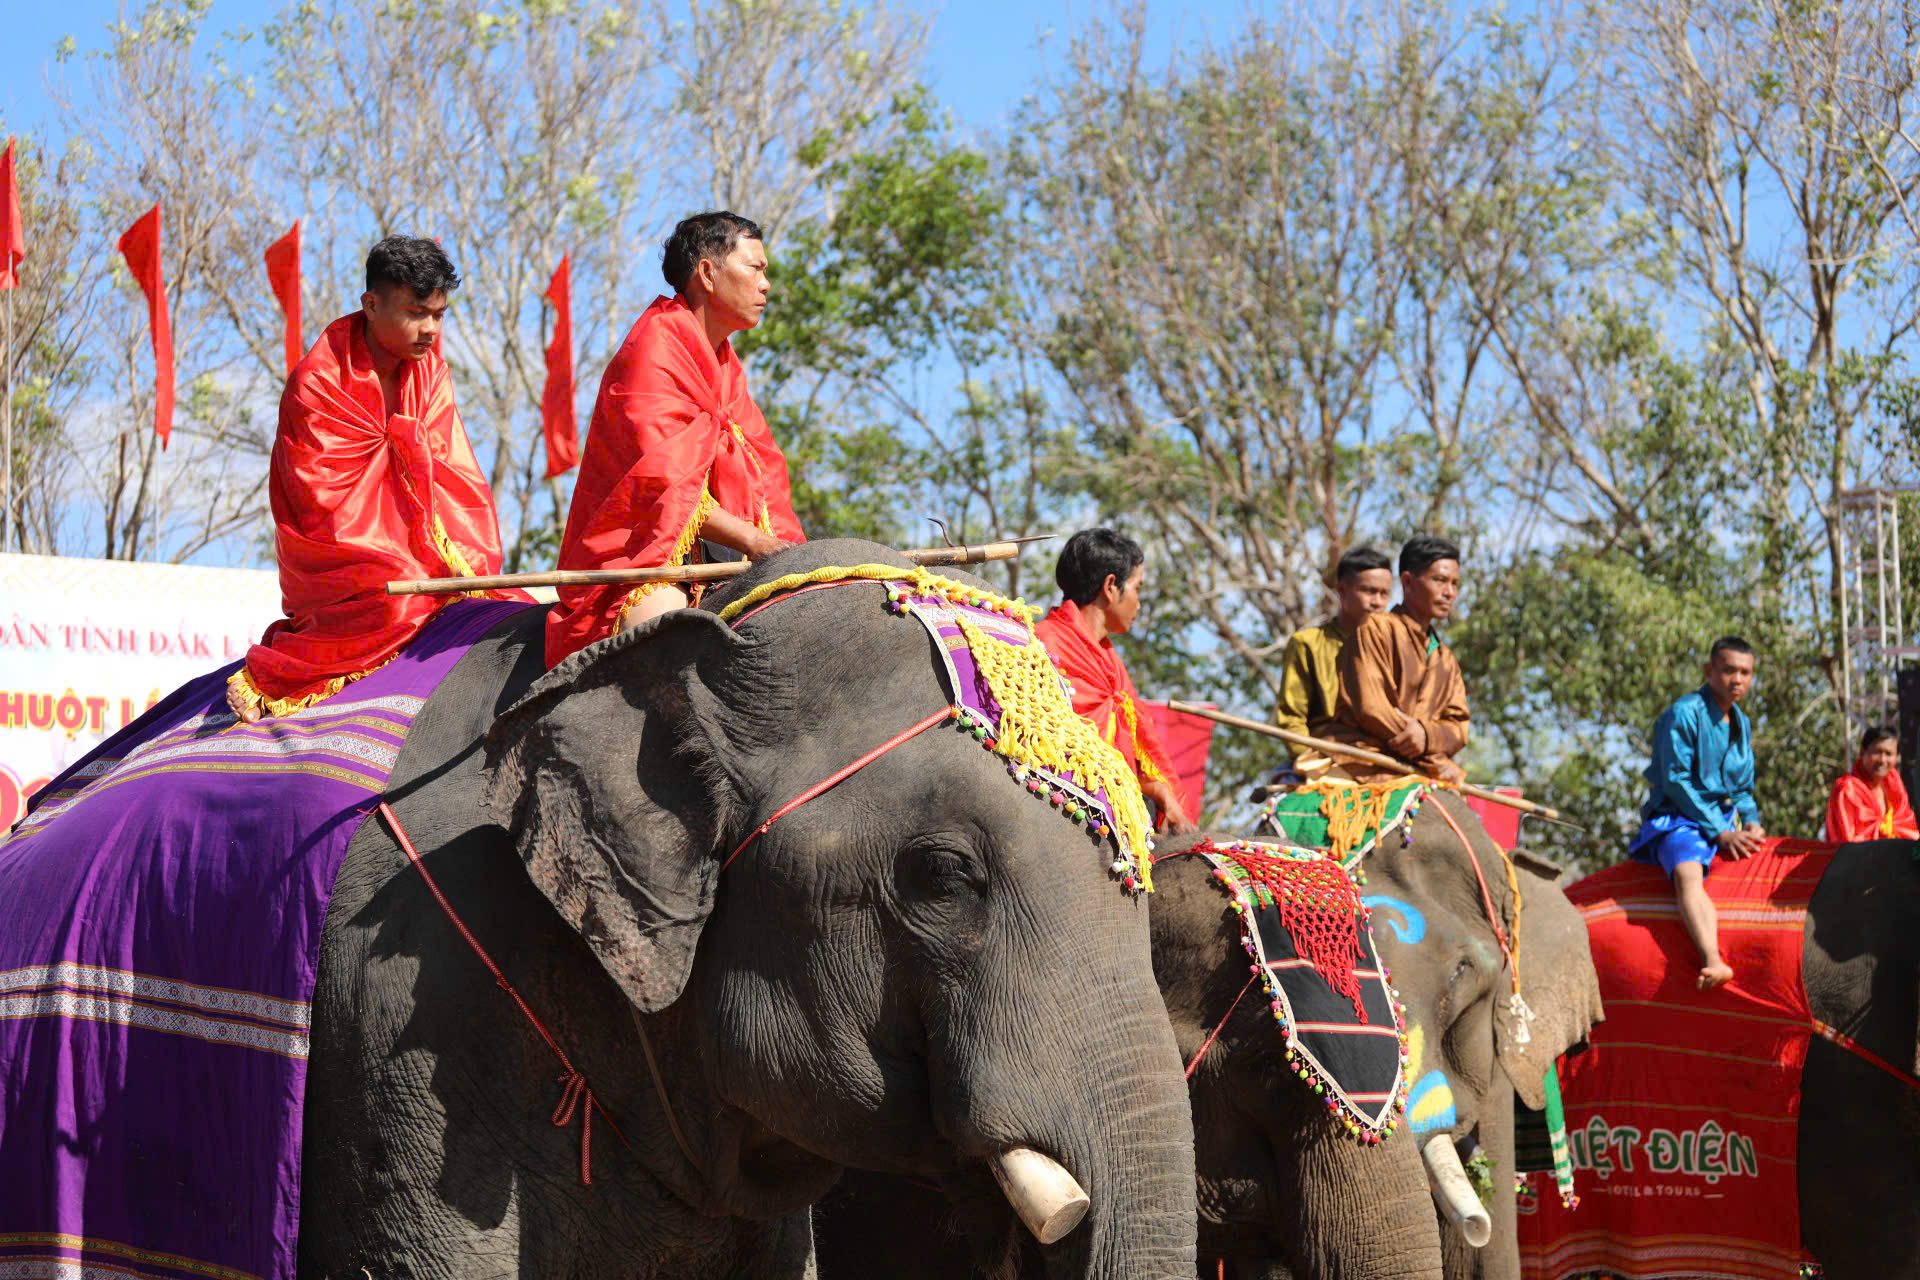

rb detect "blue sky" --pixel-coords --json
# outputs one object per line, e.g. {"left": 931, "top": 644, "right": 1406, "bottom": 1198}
{"left": 0, "top": 0, "right": 1242, "bottom": 140}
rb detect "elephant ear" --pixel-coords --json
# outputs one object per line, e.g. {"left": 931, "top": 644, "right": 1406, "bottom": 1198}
{"left": 484, "top": 609, "right": 748, "bottom": 1013}
{"left": 1496, "top": 848, "right": 1605, "bottom": 1108}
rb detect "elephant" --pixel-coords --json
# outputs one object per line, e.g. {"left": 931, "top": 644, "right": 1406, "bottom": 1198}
{"left": 1785, "top": 838, "right": 1920, "bottom": 1275}
{"left": 295, "top": 540, "right": 1197, "bottom": 1279}
{"left": 814, "top": 833, "right": 1449, "bottom": 1280}
{"left": 1543, "top": 836, "right": 1920, "bottom": 1279}
{"left": 1351, "top": 789, "right": 1604, "bottom": 1280}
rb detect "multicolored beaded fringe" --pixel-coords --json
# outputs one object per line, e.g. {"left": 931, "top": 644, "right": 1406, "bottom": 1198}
{"left": 1256, "top": 777, "right": 1427, "bottom": 884}
{"left": 882, "top": 575, "right": 1156, "bottom": 892}
{"left": 1191, "top": 838, "right": 1409, "bottom": 1144}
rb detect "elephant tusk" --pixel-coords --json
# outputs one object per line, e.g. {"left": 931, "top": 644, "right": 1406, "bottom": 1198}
{"left": 989, "top": 1146, "right": 1091, "bottom": 1245}
{"left": 1421, "top": 1135, "right": 1493, "bottom": 1249}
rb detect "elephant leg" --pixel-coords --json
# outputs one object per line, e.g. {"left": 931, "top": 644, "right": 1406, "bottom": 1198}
{"left": 1798, "top": 1037, "right": 1920, "bottom": 1278}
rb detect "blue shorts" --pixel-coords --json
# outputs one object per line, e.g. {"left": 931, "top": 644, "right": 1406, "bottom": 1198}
{"left": 1628, "top": 814, "right": 1717, "bottom": 878}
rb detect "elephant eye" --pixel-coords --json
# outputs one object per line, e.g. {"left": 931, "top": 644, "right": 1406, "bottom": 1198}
{"left": 906, "top": 843, "right": 989, "bottom": 899}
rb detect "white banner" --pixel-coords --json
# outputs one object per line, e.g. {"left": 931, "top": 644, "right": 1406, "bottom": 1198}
{"left": 0, "top": 553, "right": 283, "bottom": 829}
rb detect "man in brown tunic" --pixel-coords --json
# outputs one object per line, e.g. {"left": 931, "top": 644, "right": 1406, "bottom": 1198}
{"left": 1326, "top": 533, "right": 1469, "bottom": 783}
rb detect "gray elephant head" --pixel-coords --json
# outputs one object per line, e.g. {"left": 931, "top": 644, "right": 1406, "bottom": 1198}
{"left": 1149, "top": 839, "right": 1445, "bottom": 1280}
{"left": 1351, "top": 789, "right": 1603, "bottom": 1280}
{"left": 813, "top": 833, "right": 1447, "bottom": 1280}
{"left": 482, "top": 539, "right": 1196, "bottom": 1278}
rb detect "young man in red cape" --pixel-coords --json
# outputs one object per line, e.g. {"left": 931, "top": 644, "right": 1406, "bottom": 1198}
{"left": 1033, "top": 528, "right": 1198, "bottom": 834}
{"left": 228, "top": 236, "right": 522, "bottom": 722}
{"left": 1825, "top": 723, "right": 1918, "bottom": 843}
{"left": 544, "top": 211, "right": 804, "bottom": 667}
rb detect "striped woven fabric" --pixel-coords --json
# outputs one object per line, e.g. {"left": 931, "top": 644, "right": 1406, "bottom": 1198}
{"left": 0, "top": 599, "right": 530, "bottom": 1280}
{"left": 1180, "top": 839, "right": 1408, "bottom": 1144}
{"left": 1517, "top": 839, "right": 1835, "bottom": 1280}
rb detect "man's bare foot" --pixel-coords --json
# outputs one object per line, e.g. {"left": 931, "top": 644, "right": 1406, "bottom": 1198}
{"left": 225, "top": 681, "right": 262, "bottom": 724}
{"left": 1697, "top": 960, "right": 1733, "bottom": 989}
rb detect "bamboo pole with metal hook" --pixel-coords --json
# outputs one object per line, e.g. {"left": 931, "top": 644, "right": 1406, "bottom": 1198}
{"left": 1165, "top": 700, "right": 1576, "bottom": 827}
{"left": 385, "top": 534, "right": 1055, "bottom": 596}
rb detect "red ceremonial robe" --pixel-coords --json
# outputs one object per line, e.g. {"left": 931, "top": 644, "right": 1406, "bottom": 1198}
{"left": 1033, "top": 599, "right": 1175, "bottom": 787}
{"left": 231, "top": 311, "right": 521, "bottom": 716}
{"left": 545, "top": 294, "right": 804, "bottom": 667}
{"left": 1824, "top": 761, "right": 1919, "bottom": 843}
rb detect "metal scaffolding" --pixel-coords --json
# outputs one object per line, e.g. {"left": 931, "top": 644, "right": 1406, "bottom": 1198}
{"left": 1836, "top": 487, "right": 1914, "bottom": 742}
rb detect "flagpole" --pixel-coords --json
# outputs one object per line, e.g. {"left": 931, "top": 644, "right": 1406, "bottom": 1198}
{"left": 3, "top": 283, "right": 12, "bottom": 554}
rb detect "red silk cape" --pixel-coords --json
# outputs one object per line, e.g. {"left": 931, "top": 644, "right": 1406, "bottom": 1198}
{"left": 545, "top": 294, "right": 803, "bottom": 667}
{"left": 1033, "top": 600, "right": 1175, "bottom": 787}
{"left": 236, "top": 311, "right": 518, "bottom": 715}
{"left": 1823, "top": 762, "right": 1918, "bottom": 843}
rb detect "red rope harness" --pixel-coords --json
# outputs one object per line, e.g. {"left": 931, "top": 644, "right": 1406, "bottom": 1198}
{"left": 1184, "top": 972, "right": 1260, "bottom": 1080}
{"left": 1429, "top": 793, "right": 1518, "bottom": 981}
{"left": 374, "top": 572, "right": 970, "bottom": 1188}
{"left": 377, "top": 801, "right": 630, "bottom": 1185}
{"left": 1811, "top": 1017, "right": 1920, "bottom": 1093}
{"left": 719, "top": 705, "right": 956, "bottom": 872}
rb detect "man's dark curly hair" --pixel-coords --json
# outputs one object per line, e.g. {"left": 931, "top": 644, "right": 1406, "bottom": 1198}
{"left": 365, "top": 235, "right": 461, "bottom": 298}
{"left": 661, "top": 211, "right": 763, "bottom": 294}
{"left": 1056, "top": 528, "right": 1145, "bottom": 606}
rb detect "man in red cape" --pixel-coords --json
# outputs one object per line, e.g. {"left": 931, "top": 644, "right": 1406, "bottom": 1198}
{"left": 228, "top": 236, "right": 520, "bottom": 721}
{"left": 545, "top": 212, "right": 803, "bottom": 667}
{"left": 1033, "top": 528, "right": 1198, "bottom": 833}
{"left": 1825, "top": 722, "right": 1918, "bottom": 842}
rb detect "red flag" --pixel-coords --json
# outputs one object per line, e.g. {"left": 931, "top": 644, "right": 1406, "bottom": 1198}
{"left": 541, "top": 254, "right": 578, "bottom": 478}
{"left": 0, "top": 137, "right": 23, "bottom": 290}
{"left": 264, "top": 219, "right": 302, "bottom": 376}
{"left": 117, "top": 203, "right": 173, "bottom": 448}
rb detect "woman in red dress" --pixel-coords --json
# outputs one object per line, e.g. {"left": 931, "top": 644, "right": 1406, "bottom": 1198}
{"left": 1824, "top": 724, "right": 1918, "bottom": 843}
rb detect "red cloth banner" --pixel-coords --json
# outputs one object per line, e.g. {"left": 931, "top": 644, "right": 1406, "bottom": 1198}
{"left": 541, "top": 255, "right": 578, "bottom": 478}
{"left": 1518, "top": 840, "right": 1835, "bottom": 1280}
{"left": 264, "top": 220, "right": 302, "bottom": 376}
{"left": 1464, "top": 788, "right": 1522, "bottom": 849}
{"left": 117, "top": 203, "right": 173, "bottom": 448}
{"left": 1142, "top": 700, "right": 1215, "bottom": 818}
{"left": 0, "top": 137, "right": 23, "bottom": 289}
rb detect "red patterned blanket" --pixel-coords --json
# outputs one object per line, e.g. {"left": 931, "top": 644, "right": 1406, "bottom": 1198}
{"left": 1518, "top": 839, "right": 1834, "bottom": 1279}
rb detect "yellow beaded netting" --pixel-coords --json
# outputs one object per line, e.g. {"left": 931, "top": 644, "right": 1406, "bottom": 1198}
{"left": 719, "top": 563, "right": 1158, "bottom": 890}
{"left": 1295, "top": 776, "right": 1426, "bottom": 868}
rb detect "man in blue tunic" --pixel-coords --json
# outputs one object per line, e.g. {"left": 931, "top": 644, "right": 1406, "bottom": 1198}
{"left": 1630, "top": 635, "right": 1766, "bottom": 989}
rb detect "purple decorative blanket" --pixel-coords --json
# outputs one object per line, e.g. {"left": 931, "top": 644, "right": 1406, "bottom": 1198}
{"left": 0, "top": 599, "right": 528, "bottom": 1280}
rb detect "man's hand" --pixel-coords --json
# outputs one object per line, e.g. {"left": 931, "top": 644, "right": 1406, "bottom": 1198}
{"left": 700, "top": 505, "right": 792, "bottom": 561}
{"left": 744, "top": 532, "right": 794, "bottom": 560}
{"left": 1386, "top": 714, "right": 1429, "bottom": 760}
{"left": 1144, "top": 777, "right": 1199, "bottom": 836}
{"left": 1716, "top": 826, "right": 1764, "bottom": 860}
{"left": 1427, "top": 757, "right": 1466, "bottom": 785}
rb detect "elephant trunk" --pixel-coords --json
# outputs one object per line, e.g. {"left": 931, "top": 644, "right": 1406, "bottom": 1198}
{"left": 1422, "top": 1135, "right": 1492, "bottom": 1248}
{"left": 1023, "top": 1003, "right": 1197, "bottom": 1280}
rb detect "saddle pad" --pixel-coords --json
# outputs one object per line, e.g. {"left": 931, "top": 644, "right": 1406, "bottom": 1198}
{"left": 1260, "top": 778, "right": 1425, "bottom": 874}
{"left": 1184, "top": 838, "right": 1408, "bottom": 1142}
{"left": 0, "top": 599, "right": 530, "bottom": 1280}
{"left": 1517, "top": 839, "right": 1834, "bottom": 1280}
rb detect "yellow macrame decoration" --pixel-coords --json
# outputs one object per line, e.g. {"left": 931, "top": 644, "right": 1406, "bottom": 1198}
{"left": 719, "top": 563, "right": 1158, "bottom": 890}
{"left": 1296, "top": 776, "right": 1420, "bottom": 867}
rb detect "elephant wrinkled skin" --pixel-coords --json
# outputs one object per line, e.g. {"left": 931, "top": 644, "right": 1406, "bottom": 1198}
{"left": 1355, "top": 790, "right": 1604, "bottom": 1280}
{"left": 295, "top": 540, "right": 1196, "bottom": 1279}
